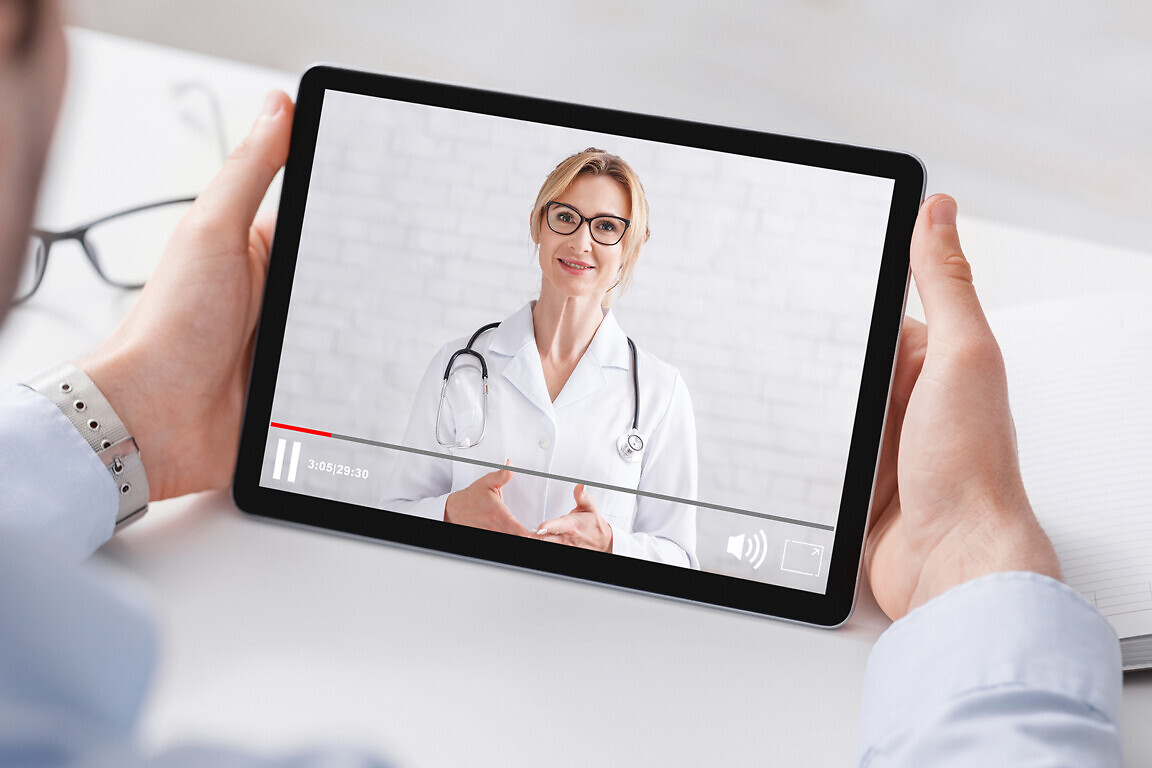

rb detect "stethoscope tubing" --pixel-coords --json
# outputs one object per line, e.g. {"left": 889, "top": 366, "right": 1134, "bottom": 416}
{"left": 437, "top": 321, "right": 643, "bottom": 461}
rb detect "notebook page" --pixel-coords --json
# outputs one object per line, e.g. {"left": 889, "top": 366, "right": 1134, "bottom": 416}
{"left": 989, "top": 294, "right": 1152, "bottom": 641}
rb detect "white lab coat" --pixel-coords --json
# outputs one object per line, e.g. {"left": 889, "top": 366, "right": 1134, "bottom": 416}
{"left": 381, "top": 302, "right": 699, "bottom": 567}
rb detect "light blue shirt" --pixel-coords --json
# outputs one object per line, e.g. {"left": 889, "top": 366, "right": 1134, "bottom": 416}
{"left": 0, "top": 384, "right": 1123, "bottom": 766}
{"left": 859, "top": 572, "right": 1122, "bottom": 766}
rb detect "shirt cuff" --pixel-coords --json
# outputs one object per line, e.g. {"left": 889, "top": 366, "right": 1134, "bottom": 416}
{"left": 0, "top": 385, "right": 118, "bottom": 561}
{"left": 385, "top": 492, "right": 452, "bottom": 522}
{"left": 608, "top": 521, "right": 629, "bottom": 557}
{"left": 608, "top": 525, "right": 693, "bottom": 567}
{"left": 859, "top": 571, "right": 1122, "bottom": 757}
{"left": 608, "top": 523, "right": 646, "bottom": 560}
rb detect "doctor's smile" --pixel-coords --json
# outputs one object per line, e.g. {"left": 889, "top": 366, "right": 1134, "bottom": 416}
{"left": 557, "top": 258, "right": 593, "bottom": 272}
{"left": 383, "top": 147, "right": 700, "bottom": 567}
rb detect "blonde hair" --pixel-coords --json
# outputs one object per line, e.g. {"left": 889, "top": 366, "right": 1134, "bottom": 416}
{"left": 530, "top": 148, "right": 650, "bottom": 306}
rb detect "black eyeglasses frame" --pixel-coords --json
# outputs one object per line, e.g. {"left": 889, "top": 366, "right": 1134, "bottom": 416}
{"left": 544, "top": 201, "right": 631, "bottom": 247}
{"left": 18, "top": 196, "right": 197, "bottom": 303}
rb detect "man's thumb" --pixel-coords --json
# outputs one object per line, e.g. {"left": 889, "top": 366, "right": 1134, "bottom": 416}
{"left": 909, "top": 195, "right": 988, "bottom": 340}
{"left": 196, "top": 91, "right": 294, "bottom": 231}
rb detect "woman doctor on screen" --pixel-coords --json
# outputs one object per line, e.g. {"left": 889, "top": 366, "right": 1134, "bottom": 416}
{"left": 381, "top": 148, "right": 698, "bottom": 568}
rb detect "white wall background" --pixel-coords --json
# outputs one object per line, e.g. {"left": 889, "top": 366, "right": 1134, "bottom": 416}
{"left": 66, "top": 1, "right": 1152, "bottom": 259}
{"left": 263, "top": 91, "right": 892, "bottom": 583}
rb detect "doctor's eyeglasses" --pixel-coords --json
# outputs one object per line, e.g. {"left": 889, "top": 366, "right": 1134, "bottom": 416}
{"left": 545, "top": 201, "right": 630, "bottom": 246}
{"left": 16, "top": 197, "right": 197, "bottom": 304}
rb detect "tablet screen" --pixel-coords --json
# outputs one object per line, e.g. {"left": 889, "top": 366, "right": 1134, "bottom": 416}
{"left": 238, "top": 70, "right": 920, "bottom": 623}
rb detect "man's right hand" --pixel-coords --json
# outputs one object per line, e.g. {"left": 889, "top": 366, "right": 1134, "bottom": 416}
{"left": 78, "top": 91, "right": 294, "bottom": 503}
{"left": 444, "top": 463, "right": 531, "bottom": 536}
{"left": 865, "top": 194, "right": 1062, "bottom": 622}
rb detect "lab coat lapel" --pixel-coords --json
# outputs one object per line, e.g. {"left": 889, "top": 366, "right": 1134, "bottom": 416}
{"left": 553, "top": 310, "right": 629, "bottom": 411}
{"left": 501, "top": 349, "right": 555, "bottom": 418}
{"left": 490, "top": 303, "right": 555, "bottom": 418}
{"left": 488, "top": 303, "right": 631, "bottom": 416}
{"left": 552, "top": 353, "right": 607, "bottom": 410}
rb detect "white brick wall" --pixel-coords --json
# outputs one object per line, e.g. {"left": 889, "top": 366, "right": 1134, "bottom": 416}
{"left": 265, "top": 90, "right": 894, "bottom": 584}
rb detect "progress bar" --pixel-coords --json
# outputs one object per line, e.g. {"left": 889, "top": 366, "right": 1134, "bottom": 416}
{"left": 269, "top": 421, "right": 836, "bottom": 532}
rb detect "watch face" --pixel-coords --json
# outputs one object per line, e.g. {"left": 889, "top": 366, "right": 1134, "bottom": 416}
{"left": 628, "top": 434, "right": 644, "bottom": 452}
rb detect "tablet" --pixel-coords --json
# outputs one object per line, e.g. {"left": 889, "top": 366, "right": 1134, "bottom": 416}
{"left": 233, "top": 66, "right": 923, "bottom": 627}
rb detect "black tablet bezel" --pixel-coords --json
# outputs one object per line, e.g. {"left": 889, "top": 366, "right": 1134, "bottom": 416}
{"left": 233, "top": 65, "right": 923, "bottom": 628}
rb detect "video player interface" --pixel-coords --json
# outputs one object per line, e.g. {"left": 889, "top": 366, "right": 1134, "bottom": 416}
{"left": 260, "top": 90, "right": 896, "bottom": 594}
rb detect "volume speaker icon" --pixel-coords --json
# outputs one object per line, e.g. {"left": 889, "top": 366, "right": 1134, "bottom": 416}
{"left": 726, "top": 530, "right": 769, "bottom": 570}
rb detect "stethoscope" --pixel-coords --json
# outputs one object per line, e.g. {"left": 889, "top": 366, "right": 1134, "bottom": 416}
{"left": 435, "top": 322, "right": 645, "bottom": 463}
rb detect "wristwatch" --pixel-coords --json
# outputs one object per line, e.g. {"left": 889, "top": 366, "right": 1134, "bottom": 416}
{"left": 22, "top": 363, "right": 150, "bottom": 530}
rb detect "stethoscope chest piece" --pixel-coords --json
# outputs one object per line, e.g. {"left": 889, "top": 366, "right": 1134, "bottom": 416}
{"left": 617, "top": 429, "right": 644, "bottom": 463}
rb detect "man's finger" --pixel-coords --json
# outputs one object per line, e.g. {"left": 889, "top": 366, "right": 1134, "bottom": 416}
{"left": 901, "top": 316, "right": 927, "bottom": 341}
{"left": 909, "top": 195, "right": 990, "bottom": 342}
{"left": 195, "top": 91, "right": 294, "bottom": 232}
{"left": 250, "top": 211, "right": 278, "bottom": 262}
{"left": 891, "top": 318, "right": 927, "bottom": 411}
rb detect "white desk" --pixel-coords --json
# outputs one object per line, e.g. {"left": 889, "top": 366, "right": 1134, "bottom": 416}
{"left": 2, "top": 29, "right": 1149, "bottom": 767}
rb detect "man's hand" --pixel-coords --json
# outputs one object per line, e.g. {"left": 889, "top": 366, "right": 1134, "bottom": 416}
{"left": 866, "top": 194, "right": 1061, "bottom": 621}
{"left": 445, "top": 463, "right": 532, "bottom": 536}
{"left": 77, "top": 91, "right": 294, "bottom": 501}
{"left": 535, "top": 484, "right": 613, "bottom": 552}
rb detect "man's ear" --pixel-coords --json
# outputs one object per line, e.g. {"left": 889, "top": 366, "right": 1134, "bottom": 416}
{"left": 0, "top": 0, "right": 39, "bottom": 61}
{"left": 0, "top": 3, "right": 21, "bottom": 60}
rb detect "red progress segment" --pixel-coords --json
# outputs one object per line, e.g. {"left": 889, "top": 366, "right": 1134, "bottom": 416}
{"left": 270, "top": 422, "right": 332, "bottom": 438}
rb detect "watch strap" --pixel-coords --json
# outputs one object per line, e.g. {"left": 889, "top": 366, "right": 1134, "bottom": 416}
{"left": 21, "top": 363, "right": 150, "bottom": 530}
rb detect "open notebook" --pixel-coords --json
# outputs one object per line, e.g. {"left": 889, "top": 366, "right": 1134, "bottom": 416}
{"left": 990, "top": 294, "right": 1152, "bottom": 671}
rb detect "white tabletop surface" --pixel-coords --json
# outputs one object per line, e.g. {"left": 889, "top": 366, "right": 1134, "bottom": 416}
{"left": 2, "top": 29, "right": 1150, "bottom": 768}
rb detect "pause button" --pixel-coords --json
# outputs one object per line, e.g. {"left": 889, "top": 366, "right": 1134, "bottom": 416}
{"left": 272, "top": 439, "right": 301, "bottom": 482}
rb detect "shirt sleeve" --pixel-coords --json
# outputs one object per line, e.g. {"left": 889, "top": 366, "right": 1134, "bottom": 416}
{"left": 0, "top": 384, "right": 118, "bottom": 561}
{"left": 0, "top": 534, "right": 393, "bottom": 768}
{"left": 858, "top": 571, "right": 1123, "bottom": 767}
{"left": 613, "top": 372, "right": 699, "bottom": 568}
{"left": 0, "top": 389, "right": 395, "bottom": 767}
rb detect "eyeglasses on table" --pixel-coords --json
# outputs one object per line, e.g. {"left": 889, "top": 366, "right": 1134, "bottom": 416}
{"left": 16, "top": 196, "right": 197, "bottom": 304}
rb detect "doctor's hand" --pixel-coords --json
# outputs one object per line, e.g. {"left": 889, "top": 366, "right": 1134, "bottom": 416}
{"left": 865, "top": 194, "right": 1061, "bottom": 622}
{"left": 444, "top": 463, "right": 533, "bottom": 537}
{"left": 535, "top": 484, "right": 613, "bottom": 553}
{"left": 76, "top": 91, "right": 294, "bottom": 502}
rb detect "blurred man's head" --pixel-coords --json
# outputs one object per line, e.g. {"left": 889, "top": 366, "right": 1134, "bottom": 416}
{"left": 0, "top": 0, "right": 65, "bottom": 319}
